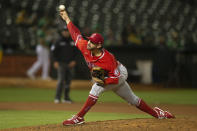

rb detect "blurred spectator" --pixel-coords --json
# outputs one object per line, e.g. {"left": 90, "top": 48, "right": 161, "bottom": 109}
{"left": 143, "top": 30, "right": 155, "bottom": 46}
{"left": 26, "top": 12, "right": 38, "bottom": 26}
{"left": 26, "top": 19, "right": 50, "bottom": 80}
{"left": 158, "top": 36, "right": 167, "bottom": 49}
{"left": 15, "top": 9, "right": 27, "bottom": 26}
{"left": 167, "top": 30, "right": 181, "bottom": 49}
{"left": 127, "top": 25, "right": 142, "bottom": 45}
{"left": 1, "top": 0, "right": 197, "bottom": 51}
{"left": 51, "top": 26, "right": 78, "bottom": 104}
{"left": 121, "top": 25, "right": 130, "bottom": 45}
{"left": 137, "top": 28, "right": 146, "bottom": 44}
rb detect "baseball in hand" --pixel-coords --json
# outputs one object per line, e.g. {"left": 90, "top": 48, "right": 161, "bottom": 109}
{"left": 59, "top": 5, "right": 65, "bottom": 11}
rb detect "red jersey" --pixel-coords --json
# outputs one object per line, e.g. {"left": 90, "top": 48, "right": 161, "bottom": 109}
{"left": 67, "top": 22, "right": 120, "bottom": 85}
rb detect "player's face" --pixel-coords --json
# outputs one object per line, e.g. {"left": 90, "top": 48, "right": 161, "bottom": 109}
{"left": 87, "top": 40, "right": 97, "bottom": 50}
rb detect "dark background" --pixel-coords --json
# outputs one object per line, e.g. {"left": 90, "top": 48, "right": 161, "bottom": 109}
{"left": 0, "top": 0, "right": 197, "bottom": 87}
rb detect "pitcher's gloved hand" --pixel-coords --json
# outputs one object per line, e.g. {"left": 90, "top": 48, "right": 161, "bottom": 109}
{"left": 91, "top": 67, "right": 106, "bottom": 86}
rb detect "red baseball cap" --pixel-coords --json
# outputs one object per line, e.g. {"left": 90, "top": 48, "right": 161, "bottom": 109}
{"left": 87, "top": 33, "right": 104, "bottom": 44}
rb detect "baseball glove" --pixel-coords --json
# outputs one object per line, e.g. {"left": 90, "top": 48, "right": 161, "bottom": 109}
{"left": 91, "top": 67, "right": 106, "bottom": 86}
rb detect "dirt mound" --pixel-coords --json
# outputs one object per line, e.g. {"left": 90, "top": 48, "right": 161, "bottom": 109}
{"left": 2, "top": 118, "right": 197, "bottom": 131}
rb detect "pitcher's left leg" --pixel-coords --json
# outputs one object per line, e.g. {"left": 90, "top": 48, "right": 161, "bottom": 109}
{"left": 63, "top": 83, "right": 105, "bottom": 125}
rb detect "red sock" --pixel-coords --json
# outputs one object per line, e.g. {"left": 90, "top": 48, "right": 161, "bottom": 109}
{"left": 137, "top": 99, "right": 158, "bottom": 118}
{"left": 77, "top": 94, "right": 98, "bottom": 118}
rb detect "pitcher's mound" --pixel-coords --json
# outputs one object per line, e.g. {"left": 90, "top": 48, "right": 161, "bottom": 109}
{"left": 5, "top": 118, "right": 197, "bottom": 131}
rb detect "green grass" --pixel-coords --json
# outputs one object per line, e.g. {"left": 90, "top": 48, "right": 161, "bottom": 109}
{"left": 0, "top": 87, "right": 89, "bottom": 102}
{"left": 135, "top": 90, "right": 197, "bottom": 105}
{"left": 0, "top": 87, "right": 197, "bottom": 105}
{"left": 0, "top": 110, "right": 150, "bottom": 129}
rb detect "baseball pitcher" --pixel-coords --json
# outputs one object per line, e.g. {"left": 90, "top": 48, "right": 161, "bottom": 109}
{"left": 59, "top": 5, "right": 175, "bottom": 126}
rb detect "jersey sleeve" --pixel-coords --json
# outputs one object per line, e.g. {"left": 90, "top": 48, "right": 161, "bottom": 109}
{"left": 104, "top": 56, "right": 120, "bottom": 85}
{"left": 67, "top": 22, "right": 84, "bottom": 47}
{"left": 75, "top": 40, "right": 88, "bottom": 54}
{"left": 67, "top": 22, "right": 89, "bottom": 57}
